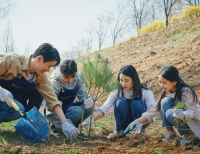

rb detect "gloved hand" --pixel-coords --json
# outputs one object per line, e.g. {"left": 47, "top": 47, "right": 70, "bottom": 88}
{"left": 172, "top": 108, "right": 184, "bottom": 120}
{"left": 131, "top": 123, "right": 143, "bottom": 134}
{"left": 61, "top": 120, "right": 80, "bottom": 138}
{"left": 183, "top": 110, "right": 194, "bottom": 121}
{"left": 0, "top": 88, "right": 13, "bottom": 107}
{"left": 80, "top": 118, "right": 94, "bottom": 129}
{"left": 84, "top": 97, "right": 94, "bottom": 109}
{"left": 124, "top": 119, "right": 140, "bottom": 134}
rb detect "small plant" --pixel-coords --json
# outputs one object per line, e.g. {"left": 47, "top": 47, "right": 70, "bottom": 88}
{"left": 152, "top": 149, "right": 164, "bottom": 154}
{"left": 80, "top": 54, "right": 117, "bottom": 136}
{"left": 174, "top": 101, "right": 189, "bottom": 128}
{"left": 174, "top": 101, "right": 187, "bottom": 109}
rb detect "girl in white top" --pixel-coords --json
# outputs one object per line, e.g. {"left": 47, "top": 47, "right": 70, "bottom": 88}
{"left": 125, "top": 66, "right": 199, "bottom": 145}
{"left": 81, "top": 65, "right": 156, "bottom": 138}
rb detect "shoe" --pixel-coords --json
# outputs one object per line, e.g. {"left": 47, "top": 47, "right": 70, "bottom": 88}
{"left": 180, "top": 133, "right": 194, "bottom": 145}
{"left": 162, "top": 132, "right": 176, "bottom": 142}
{"left": 107, "top": 130, "right": 124, "bottom": 139}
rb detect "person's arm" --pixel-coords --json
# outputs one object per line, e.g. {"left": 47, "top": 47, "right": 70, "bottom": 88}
{"left": 138, "top": 116, "right": 148, "bottom": 123}
{"left": 173, "top": 88, "right": 196, "bottom": 121}
{"left": 0, "top": 54, "right": 16, "bottom": 106}
{"left": 53, "top": 105, "right": 67, "bottom": 123}
{"left": 75, "top": 72, "right": 88, "bottom": 102}
{"left": 95, "top": 90, "right": 118, "bottom": 117}
{"left": 36, "top": 74, "right": 62, "bottom": 112}
{"left": 80, "top": 90, "right": 117, "bottom": 128}
{"left": 93, "top": 110, "right": 104, "bottom": 121}
{"left": 143, "top": 89, "right": 156, "bottom": 111}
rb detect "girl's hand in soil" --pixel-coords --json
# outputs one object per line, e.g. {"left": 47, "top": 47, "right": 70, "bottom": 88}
{"left": 124, "top": 119, "right": 140, "bottom": 134}
{"left": 172, "top": 109, "right": 184, "bottom": 120}
{"left": 80, "top": 118, "right": 94, "bottom": 128}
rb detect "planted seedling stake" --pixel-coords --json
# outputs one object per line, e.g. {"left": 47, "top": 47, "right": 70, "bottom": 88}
{"left": 80, "top": 54, "right": 117, "bottom": 136}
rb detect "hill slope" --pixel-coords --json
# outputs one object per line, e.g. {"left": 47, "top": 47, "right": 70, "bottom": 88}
{"left": 76, "top": 17, "right": 200, "bottom": 101}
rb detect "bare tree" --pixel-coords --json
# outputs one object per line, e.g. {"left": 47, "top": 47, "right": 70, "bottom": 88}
{"left": 184, "top": 0, "right": 200, "bottom": 5}
{"left": 23, "top": 45, "right": 32, "bottom": 56}
{"left": 162, "top": 0, "right": 179, "bottom": 27}
{"left": 0, "top": 0, "right": 12, "bottom": 22}
{"left": 70, "top": 39, "right": 86, "bottom": 58}
{"left": 128, "top": 0, "right": 151, "bottom": 32}
{"left": 81, "top": 23, "right": 94, "bottom": 52}
{"left": 0, "top": 22, "right": 16, "bottom": 53}
{"left": 108, "top": 3, "right": 128, "bottom": 46}
{"left": 95, "top": 15, "right": 110, "bottom": 51}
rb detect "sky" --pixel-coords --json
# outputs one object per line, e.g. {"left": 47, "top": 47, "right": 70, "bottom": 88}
{"left": 0, "top": 0, "right": 120, "bottom": 54}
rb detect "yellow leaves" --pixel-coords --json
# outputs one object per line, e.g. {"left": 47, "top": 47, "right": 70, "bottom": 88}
{"left": 138, "top": 20, "right": 165, "bottom": 35}
{"left": 170, "top": 5, "right": 200, "bottom": 24}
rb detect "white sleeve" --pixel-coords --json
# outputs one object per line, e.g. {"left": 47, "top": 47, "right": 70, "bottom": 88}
{"left": 181, "top": 88, "right": 196, "bottom": 121}
{"left": 95, "top": 90, "right": 117, "bottom": 117}
{"left": 143, "top": 89, "right": 156, "bottom": 111}
{"left": 76, "top": 72, "right": 87, "bottom": 102}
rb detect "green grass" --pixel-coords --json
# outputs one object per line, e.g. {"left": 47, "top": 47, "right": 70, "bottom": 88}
{"left": 169, "top": 32, "right": 188, "bottom": 42}
{"left": 152, "top": 149, "right": 165, "bottom": 154}
{"left": 104, "top": 47, "right": 113, "bottom": 54}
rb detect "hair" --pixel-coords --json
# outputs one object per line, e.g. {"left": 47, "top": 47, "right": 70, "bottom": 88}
{"left": 117, "top": 65, "right": 149, "bottom": 99}
{"left": 32, "top": 43, "right": 60, "bottom": 67}
{"left": 157, "top": 66, "right": 198, "bottom": 111}
{"left": 60, "top": 59, "right": 77, "bottom": 78}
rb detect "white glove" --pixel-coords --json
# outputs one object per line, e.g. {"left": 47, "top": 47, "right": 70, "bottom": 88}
{"left": 0, "top": 88, "right": 13, "bottom": 107}
{"left": 172, "top": 109, "right": 184, "bottom": 120}
{"left": 124, "top": 119, "right": 140, "bottom": 134}
{"left": 80, "top": 118, "right": 94, "bottom": 129}
{"left": 61, "top": 121, "right": 80, "bottom": 138}
{"left": 131, "top": 123, "right": 143, "bottom": 134}
{"left": 183, "top": 110, "right": 195, "bottom": 121}
{"left": 84, "top": 97, "right": 94, "bottom": 109}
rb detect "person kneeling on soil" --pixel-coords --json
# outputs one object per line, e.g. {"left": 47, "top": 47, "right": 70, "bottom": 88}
{"left": 125, "top": 66, "right": 200, "bottom": 145}
{"left": 80, "top": 65, "right": 156, "bottom": 138}
{"left": 0, "top": 43, "right": 74, "bottom": 138}
{"left": 45, "top": 59, "right": 93, "bottom": 137}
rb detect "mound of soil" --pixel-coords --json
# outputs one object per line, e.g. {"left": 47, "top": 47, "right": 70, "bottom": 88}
{"left": 109, "top": 135, "right": 195, "bottom": 153}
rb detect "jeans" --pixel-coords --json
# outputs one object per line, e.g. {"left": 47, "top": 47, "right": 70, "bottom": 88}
{"left": 0, "top": 99, "right": 25, "bottom": 123}
{"left": 114, "top": 98, "right": 147, "bottom": 131}
{"left": 47, "top": 103, "right": 93, "bottom": 128}
{"left": 161, "top": 97, "right": 190, "bottom": 136}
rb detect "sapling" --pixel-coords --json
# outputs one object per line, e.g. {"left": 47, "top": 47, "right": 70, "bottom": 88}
{"left": 175, "top": 101, "right": 187, "bottom": 109}
{"left": 174, "top": 101, "right": 188, "bottom": 126}
{"left": 80, "top": 54, "right": 117, "bottom": 136}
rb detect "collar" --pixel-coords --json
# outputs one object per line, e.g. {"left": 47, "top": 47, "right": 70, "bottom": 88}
{"left": 21, "top": 55, "right": 32, "bottom": 72}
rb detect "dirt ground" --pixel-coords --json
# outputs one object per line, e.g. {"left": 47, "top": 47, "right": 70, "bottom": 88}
{"left": 1, "top": 117, "right": 200, "bottom": 153}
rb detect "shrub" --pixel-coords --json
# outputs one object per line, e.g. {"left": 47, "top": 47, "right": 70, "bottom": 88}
{"left": 138, "top": 20, "right": 165, "bottom": 35}
{"left": 171, "top": 5, "right": 200, "bottom": 24}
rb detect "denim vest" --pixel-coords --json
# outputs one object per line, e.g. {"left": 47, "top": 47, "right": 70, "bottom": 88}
{"left": 0, "top": 74, "right": 38, "bottom": 111}
{"left": 57, "top": 82, "right": 82, "bottom": 113}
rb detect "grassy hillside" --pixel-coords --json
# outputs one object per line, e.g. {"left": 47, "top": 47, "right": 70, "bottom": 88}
{"left": 77, "top": 17, "right": 200, "bottom": 101}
